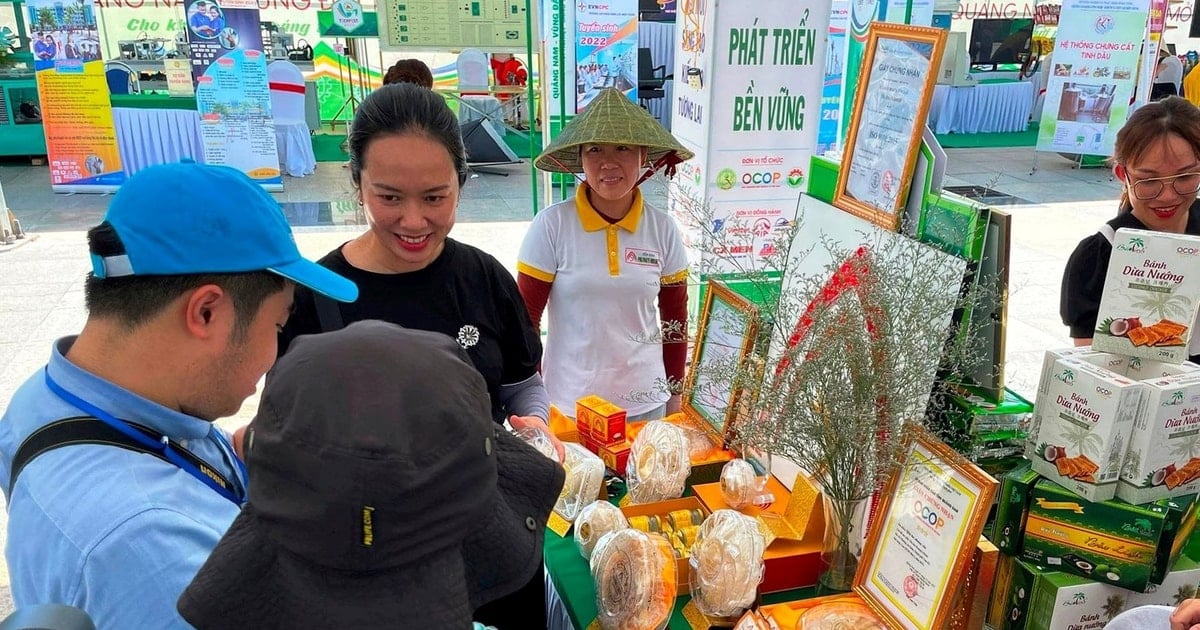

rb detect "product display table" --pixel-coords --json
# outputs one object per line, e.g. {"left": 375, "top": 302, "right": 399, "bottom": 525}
{"left": 109, "top": 93, "right": 203, "bottom": 176}
{"left": 928, "top": 79, "right": 1036, "bottom": 135}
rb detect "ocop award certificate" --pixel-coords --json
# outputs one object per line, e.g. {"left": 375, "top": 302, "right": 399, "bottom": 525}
{"left": 858, "top": 429, "right": 997, "bottom": 628}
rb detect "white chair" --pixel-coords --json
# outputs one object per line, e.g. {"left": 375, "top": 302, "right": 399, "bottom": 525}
{"left": 456, "top": 48, "right": 502, "bottom": 135}
{"left": 267, "top": 60, "right": 316, "bottom": 177}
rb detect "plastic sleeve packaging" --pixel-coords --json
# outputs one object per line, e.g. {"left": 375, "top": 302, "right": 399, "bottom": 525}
{"left": 720, "top": 458, "right": 776, "bottom": 509}
{"left": 574, "top": 500, "right": 629, "bottom": 560}
{"left": 689, "top": 509, "right": 766, "bottom": 618}
{"left": 590, "top": 529, "right": 677, "bottom": 630}
{"left": 626, "top": 420, "right": 691, "bottom": 504}
{"left": 555, "top": 443, "right": 605, "bottom": 522}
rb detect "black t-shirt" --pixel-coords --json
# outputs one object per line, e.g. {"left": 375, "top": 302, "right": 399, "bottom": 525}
{"left": 279, "top": 238, "right": 543, "bottom": 423}
{"left": 1061, "top": 202, "right": 1200, "bottom": 362}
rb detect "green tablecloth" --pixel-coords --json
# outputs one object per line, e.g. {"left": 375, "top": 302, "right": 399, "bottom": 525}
{"left": 109, "top": 93, "right": 197, "bottom": 110}
{"left": 544, "top": 528, "right": 816, "bottom": 629}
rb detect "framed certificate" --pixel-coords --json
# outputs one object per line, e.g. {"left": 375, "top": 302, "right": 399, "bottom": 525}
{"left": 855, "top": 426, "right": 998, "bottom": 628}
{"left": 834, "top": 22, "right": 947, "bottom": 231}
{"left": 682, "top": 280, "right": 762, "bottom": 446}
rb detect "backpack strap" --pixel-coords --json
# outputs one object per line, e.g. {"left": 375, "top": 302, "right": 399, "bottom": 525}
{"left": 1099, "top": 223, "right": 1116, "bottom": 245}
{"left": 313, "top": 294, "right": 345, "bottom": 333}
{"left": 9, "top": 416, "right": 235, "bottom": 498}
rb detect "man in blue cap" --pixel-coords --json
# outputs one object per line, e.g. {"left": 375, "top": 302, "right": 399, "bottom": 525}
{"left": 0, "top": 161, "right": 357, "bottom": 628}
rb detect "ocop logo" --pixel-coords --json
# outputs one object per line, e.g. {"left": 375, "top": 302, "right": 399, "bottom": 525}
{"left": 1178, "top": 246, "right": 1200, "bottom": 256}
{"left": 913, "top": 501, "right": 946, "bottom": 532}
{"left": 1095, "top": 385, "right": 1113, "bottom": 398}
{"left": 717, "top": 168, "right": 805, "bottom": 190}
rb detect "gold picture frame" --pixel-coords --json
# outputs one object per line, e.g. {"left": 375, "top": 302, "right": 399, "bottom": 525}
{"left": 853, "top": 426, "right": 998, "bottom": 629}
{"left": 833, "top": 22, "right": 948, "bottom": 231}
{"left": 681, "top": 280, "right": 762, "bottom": 446}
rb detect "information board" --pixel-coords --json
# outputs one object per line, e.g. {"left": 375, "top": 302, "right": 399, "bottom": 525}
{"left": 378, "top": 0, "right": 528, "bottom": 50}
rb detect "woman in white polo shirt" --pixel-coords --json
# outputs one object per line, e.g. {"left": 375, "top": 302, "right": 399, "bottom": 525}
{"left": 517, "top": 87, "right": 694, "bottom": 421}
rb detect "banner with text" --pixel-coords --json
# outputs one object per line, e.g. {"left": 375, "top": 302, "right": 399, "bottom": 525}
{"left": 185, "top": 0, "right": 264, "bottom": 81}
{"left": 1036, "top": 0, "right": 1148, "bottom": 156}
{"left": 819, "top": 0, "right": 849, "bottom": 155}
{"left": 839, "top": 0, "right": 884, "bottom": 146}
{"left": 27, "top": 0, "right": 125, "bottom": 192}
{"left": 193, "top": 0, "right": 281, "bottom": 189}
{"left": 575, "top": 0, "right": 637, "bottom": 110}
{"left": 683, "top": 0, "right": 832, "bottom": 274}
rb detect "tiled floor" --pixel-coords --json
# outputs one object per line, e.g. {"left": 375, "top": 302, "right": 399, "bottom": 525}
{"left": 0, "top": 145, "right": 1125, "bottom": 617}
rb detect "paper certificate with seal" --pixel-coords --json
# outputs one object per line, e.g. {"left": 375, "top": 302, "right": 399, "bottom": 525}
{"left": 844, "top": 37, "right": 930, "bottom": 216}
{"left": 858, "top": 431, "right": 995, "bottom": 628}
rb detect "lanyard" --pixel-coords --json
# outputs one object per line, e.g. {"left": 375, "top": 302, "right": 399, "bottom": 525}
{"left": 43, "top": 369, "right": 247, "bottom": 506}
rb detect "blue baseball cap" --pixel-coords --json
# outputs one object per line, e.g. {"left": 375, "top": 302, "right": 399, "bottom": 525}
{"left": 90, "top": 161, "right": 358, "bottom": 303}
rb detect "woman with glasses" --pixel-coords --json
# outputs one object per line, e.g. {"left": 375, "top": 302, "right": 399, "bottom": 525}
{"left": 1061, "top": 96, "right": 1200, "bottom": 359}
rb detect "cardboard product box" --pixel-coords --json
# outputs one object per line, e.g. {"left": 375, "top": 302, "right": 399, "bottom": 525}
{"left": 620, "top": 496, "right": 712, "bottom": 596}
{"left": 575, "top": 395, "right": 627, "bottom": 446}
{"left": 1126, "top": 357, "right": 1200, "bottom": 380}
{"left": 1092, "top": 228, "right": 1200, "bottom": 364}
{"left": 991, "top": 460, "right": 1040, "bottom": 555}
{"left": 692, "top": 474, "right": 825, "bottom": 595}
{"left": 598, "top": 440, "right": 631, "bottom": 474}
{"left": 1037, "top": 347, "right": 1130, "bottom": 400}
{"left": 947, "top": 384, "right": 1034, "bottom": 434}
{"left": 548, "top": 405, "right": 580, "bottom": 444}
{"left": 1018, "top": 477, "right": 1199, "bottom": 591}
{"left": 1027, "top": 357, "right": 1144, "bottom": 502}
{"left": 988, "top": 554, "right": 1200, "bottom": 630}
{"left": 1118, "top": 371, "right": 1200, "bottom": 504}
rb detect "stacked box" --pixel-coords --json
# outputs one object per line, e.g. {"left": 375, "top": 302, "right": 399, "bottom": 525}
{"left": 1027, "top": 357, "right": 1144, "bottom": 502}
{"left": 991, "top": 461, "right": 1040, "bottom": 555}
{"left": 1037, "top": 347, "right": 1129, "bottom": 400}
{"left": 1118, "top": 371, "right": 1200, "bottom": 504}
{"left": 1125, "top": 356, "right": 1200, "bottom": 380}
{"left": 1092, "top": 228, "right": 1200, "bottom": 364}
{"left": 1018, "top": 477, "right": 1198, "bottom": 591}
{"left": 575, "top": 395, "right": 627, "bottom": 465}
{"left": 988, "top": 553, "right": 1200, "bottom": 630}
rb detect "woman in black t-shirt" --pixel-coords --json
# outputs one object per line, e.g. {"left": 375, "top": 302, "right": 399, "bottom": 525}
{"left": 1061, "top": 97, "right": 1200, "bottom": 362}
{"left": 277, "top": 83, "right": 561, "bottom": 630}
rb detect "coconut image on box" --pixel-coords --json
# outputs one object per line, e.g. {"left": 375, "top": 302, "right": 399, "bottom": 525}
{"left": 1028, "top": 357, "right": 1144, "bottom": 502}
{"left": 1119, "top": 371, "right": 1200, "bottom": 504}
{"left": 1092, "top": 228, "right": 1200, "bottom": 364}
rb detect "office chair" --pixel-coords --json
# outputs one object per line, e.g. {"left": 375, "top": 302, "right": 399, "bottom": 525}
{"left": 637, "top": 47, "right": 667, "bottom": 113}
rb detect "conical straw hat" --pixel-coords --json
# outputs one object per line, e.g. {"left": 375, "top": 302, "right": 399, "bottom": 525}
{"left": 535, "top": 88, "right": 694, "bottom": 173}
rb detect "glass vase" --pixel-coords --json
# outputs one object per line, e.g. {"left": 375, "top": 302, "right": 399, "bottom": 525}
{"left": 818, "top": 492, "right": 869, "bottom": 593}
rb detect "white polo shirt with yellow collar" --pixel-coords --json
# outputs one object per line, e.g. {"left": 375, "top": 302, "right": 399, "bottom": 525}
{"left": 518, "top": 184, "right": 689, "bottom": 416}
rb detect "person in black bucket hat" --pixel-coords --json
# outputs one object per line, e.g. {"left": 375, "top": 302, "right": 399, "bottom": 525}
{"left": 177, "top": 320, "right": 565, "bottom": 629}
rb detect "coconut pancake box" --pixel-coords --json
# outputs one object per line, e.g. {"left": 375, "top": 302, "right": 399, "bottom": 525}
{"left": 1118, "top": 371, "right": 1200, "bottom": 504}
{"left": 1092, "top": 228, "right": 1200, "bottom": 364}
{"left": 1028, "top": 357, "right": 1145, "bottom": 502}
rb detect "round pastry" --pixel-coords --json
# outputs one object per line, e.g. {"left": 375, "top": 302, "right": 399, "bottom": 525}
{"left": 798, "top": 601, "right": 885, "bottom": 630}
{"left": 688, "top": 509, "right": 766, "bottom": 618}
{"left": 626, "top": 421, "right": 691, "bottom": 504}
{"left": 556, "top": 443, "right": 605, "bottom": 522}
{"left": 591, "top": 529, "right": 677, "bottom": 630}
{"left": 574, "top": 501, "right": 629, "bottom": 560}
{"left": 720, "top": 459, "right": 759, "bottom": 509}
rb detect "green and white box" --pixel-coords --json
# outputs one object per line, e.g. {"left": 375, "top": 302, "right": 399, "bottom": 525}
{"left": 989, "top": 554, "right": 1200, "bottom": 630}
{"left": 1037, "top": 347, "right": 1129, "bottom": 400}
{"left": 1029, "top": 357, "right": 1145, "bottom": 502}
{"left": 1119, "top": 371, "right": 1200, "bottom": 504}
{"left": 1092, "top": 228, "right": 1200, "bottom": 364}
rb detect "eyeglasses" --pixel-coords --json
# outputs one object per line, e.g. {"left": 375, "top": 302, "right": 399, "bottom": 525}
{"left": 1125, "top": 172, "right": 1200, "bottom": 200}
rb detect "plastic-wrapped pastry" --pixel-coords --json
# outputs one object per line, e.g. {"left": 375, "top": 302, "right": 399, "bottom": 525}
{"left": 626, "top": 421, "right": 691, "bottom": 504}
{"left": 555, "top": 443, "right": 605, "bottom": 522}
{"left": 515, "top": 425, "right": 558, "bottom": 461}
{"left": 688, "top": 509, "right": 766, "bottom": 618}
{"left": 574, "top": 500, "right": 629, "bottom": 560}
{"left": 797, "top": 601, "right": 885, "bottom": 629}
{"left": 591, "top": 529, "right": 677, "bottom": 630}
{"left": 720, "top": 458, "right": 776, "bottom": 510}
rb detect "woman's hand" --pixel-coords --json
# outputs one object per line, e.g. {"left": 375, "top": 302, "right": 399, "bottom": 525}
{"left": 1172, "top": 599, "right": 1200, "bottom": 630}
{"left": 509, "top": 415, "right": 566, "bottom": 463}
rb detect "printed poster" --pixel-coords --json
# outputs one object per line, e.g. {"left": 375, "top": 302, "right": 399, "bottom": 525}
{"left": 839, "top": 0, "right": 884, "bottom": 146}
{"left": 1036, "top": 0, "right": 1149, "bottom": 157}
{"left": 27, "top": 0, "right": 124, "bottom": 192}
{"left": 575, "top": 0, "right": 638, "bottom": 109}
{"left": 704, "top": 0, "right": 832, "bottom": 273}
{"left": 185, "top": 0, "right": 263, "bottom": 82}
{"left": 819, "top": 0, "right": 849, "bottom": 155}
{"left": 191, "top": 0, "right": 282, "bottom": 189}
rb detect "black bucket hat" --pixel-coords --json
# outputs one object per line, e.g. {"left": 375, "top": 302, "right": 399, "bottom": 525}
{"left": 177, "top": 321, "right": 565, "bottom": 629}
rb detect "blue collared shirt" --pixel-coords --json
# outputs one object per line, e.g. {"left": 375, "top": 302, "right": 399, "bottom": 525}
{"left": 0, "top": 337, "right": 247, "bottom": 629}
